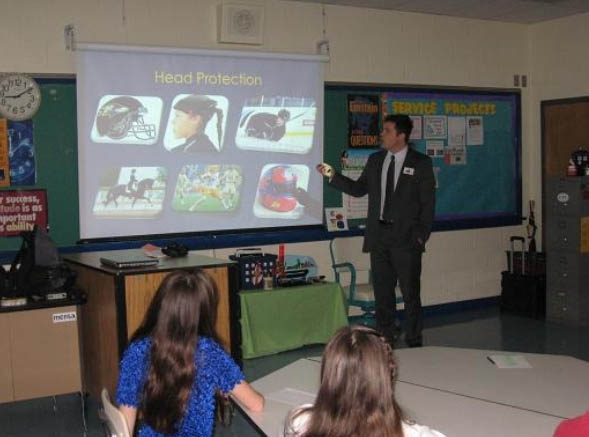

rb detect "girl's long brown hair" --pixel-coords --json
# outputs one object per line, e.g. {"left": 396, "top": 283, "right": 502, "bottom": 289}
{"left": 130, "top": 269, "right": 218, "bottom": 434}
{"left": 287, "top": 325, "right": 405, "bottom": 437}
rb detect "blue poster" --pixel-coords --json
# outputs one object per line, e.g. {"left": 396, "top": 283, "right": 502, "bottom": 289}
{"left": 8, "top": 120, "right": 36, "bottom": 186}
{"left": 382, "top": 91, "right": 519, "bottom": 221}
{"left": 348, "top": 94, "right": 380, "bottom": 148}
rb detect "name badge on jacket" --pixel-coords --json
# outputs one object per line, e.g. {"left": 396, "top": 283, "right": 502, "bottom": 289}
{"left": 403, "top": 167, "right": 415, "bottom": 176}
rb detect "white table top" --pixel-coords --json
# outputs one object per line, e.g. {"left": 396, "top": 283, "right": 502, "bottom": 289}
{"left": 394, "top": 346, "right": 589, "bottom": 419}
{"left": 241, "top": 354, "right": 565, "bottom": 437}
{"left": 245, "top": 358, "right": 320, "bottom": 437}
{"left": 396, "top": 381, "right": 560, "bottom": 437}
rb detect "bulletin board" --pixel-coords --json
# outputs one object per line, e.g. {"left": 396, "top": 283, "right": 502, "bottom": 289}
{"left": 0, "top": 78, "right": 78, "bottom": 251}
{"left": 324, "top": 84, "right": 522, "bottom": 231}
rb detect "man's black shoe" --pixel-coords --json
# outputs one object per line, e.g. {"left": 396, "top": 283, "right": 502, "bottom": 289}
{"left": 406, "top": 340, "right": 423, "bottom": 348}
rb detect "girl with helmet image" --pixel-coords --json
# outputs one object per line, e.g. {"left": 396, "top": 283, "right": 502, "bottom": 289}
{"left": 171, "top": 95, "right": 224, "bottom": 153}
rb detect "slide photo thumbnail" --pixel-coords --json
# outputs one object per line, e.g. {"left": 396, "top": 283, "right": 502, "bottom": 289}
{"left": 172, "top": 164, "right": 243, "bottom": 213}
{"left": 163, "top": 94, "right": 228, "bottom": 153}
{"left": 235, "top": 96, "right": 316, "bottom": 154}
{"left": 253, "top": 164, "right": 309, "bottom": 219}
{"left": 91, "top": 95, "right": 163, "bottom": 145}
{"left": 92, "top": 166, "right": 167, "bottom": 218}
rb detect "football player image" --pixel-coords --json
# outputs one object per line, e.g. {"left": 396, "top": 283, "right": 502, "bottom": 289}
{"left": 92, "top": 95, "right": 162, "bottom": 145}
{"left": 245, "top": 109, "right": 290, "bottom": 142}
{"left": 171, "top": 165, "right": 242, "bottom": 213}
{"left": 170, "top": 95, "right": 224, "bottom": 153}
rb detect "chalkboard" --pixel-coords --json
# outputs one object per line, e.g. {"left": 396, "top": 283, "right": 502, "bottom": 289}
{"left": 324, "top": 84, "right": 522, "bottom": 231}
{"left": 0, "top": 78, "right": 78, "bottom": 252}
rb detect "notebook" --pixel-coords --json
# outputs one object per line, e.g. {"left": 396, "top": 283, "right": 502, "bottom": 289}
{"left": 100, "top": 253, "right": 159, "bottom": 269}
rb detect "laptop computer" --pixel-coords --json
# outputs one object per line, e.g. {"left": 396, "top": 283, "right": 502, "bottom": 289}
{"left": 99, "top": 253, "right": 159, "bottom": 269}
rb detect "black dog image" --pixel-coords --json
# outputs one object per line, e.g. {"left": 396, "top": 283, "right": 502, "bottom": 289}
{"left": 103, "top": 178, "right": 154, "bottom": 208}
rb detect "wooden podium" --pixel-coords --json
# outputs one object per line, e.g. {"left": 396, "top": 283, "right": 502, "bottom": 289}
{"left": 64, "top": 250, "right": 239, "bottom": 400}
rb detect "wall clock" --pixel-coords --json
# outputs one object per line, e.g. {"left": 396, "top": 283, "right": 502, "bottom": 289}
{"left": 0, "top": 74, "right": 42, "bottom": 121}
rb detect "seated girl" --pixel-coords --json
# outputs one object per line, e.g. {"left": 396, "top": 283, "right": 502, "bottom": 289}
{"left": 116, "top": 269, "right": 264, "bottom": 436}
{"left": 284, "top": 325, "right": 445, "bottom": 437}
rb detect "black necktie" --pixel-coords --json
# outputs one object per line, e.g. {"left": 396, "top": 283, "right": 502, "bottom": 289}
{"left": 383, "top": 155, "right": 395, "bottom": 221}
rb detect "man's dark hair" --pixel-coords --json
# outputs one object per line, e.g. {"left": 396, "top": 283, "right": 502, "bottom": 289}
{"left": 384, "top": 114, "right": 413, "bottom": 144}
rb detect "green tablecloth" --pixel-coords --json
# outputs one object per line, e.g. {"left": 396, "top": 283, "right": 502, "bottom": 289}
{"left": 239, "top": 282, "right": 349, "bottom": 359}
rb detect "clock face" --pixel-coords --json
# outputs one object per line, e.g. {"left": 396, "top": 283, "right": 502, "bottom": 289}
{"left": 0, "top": 74, "right": 42, "bottom": 121}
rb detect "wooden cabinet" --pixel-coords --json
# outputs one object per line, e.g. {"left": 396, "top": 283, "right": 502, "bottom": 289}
{"left": 64, "top": 251, "right": 239, "bottom": 400}
{"left": 0, "top": 314, "right": 13, "bottom": 403}
{"left": 0, "top": 305, "right": 82, "bottom": 403}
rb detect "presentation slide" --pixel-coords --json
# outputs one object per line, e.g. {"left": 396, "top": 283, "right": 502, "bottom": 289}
{"left": 76, "top": 45, "right": 324, "bottom": 240}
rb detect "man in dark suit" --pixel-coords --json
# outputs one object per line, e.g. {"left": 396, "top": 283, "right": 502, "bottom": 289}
{"left": 317, "top": 114, "right": 435, "bottom": 347}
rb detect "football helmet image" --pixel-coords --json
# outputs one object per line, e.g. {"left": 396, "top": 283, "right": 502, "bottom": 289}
{"left": 95, "top": 96, "right": 157, "bottom": 140}
{"left": 258, "top": 165, "right": 299, "bottom": 212}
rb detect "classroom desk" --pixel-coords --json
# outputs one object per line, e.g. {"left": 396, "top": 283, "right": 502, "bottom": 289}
{"left": 238, "top": 346, "right": 580, "bottom": 437}
{"left": 394, "top": 346, "right": 589, "bottom": 419}
{"left": 239, "top": 282, "right": 348, "bottom": 359}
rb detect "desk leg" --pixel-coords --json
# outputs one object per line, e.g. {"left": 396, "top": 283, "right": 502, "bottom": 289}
{"left": 80, "top": 391, "right": 88, "bottom": 431}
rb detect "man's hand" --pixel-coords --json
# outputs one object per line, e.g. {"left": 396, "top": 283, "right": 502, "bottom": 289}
{"left": 316, "top": 163, "right": 334, "bottom": 179}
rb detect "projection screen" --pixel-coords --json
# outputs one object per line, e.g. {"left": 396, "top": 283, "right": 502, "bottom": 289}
{"left": 76, "top": 44, "right": 324, "bottom": 240}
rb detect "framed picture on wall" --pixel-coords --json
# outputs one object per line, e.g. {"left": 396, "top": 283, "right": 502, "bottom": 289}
{"left": 325, "top": 207, "right": 348, "bottom": 232}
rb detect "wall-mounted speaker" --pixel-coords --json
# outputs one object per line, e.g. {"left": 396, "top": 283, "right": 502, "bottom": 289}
{"left": 217, "top": 3, "right": 264, "bottom": 45}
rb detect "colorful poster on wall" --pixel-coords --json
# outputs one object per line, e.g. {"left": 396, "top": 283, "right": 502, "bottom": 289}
{"left": 0, "top": 119, "right": 10, "bottom": 187}
{"left": 0, "top": 189, "right": 48, "bottom": 236}
{"left": 348, "top": 94, "right": 380, "bottom": 148}
{"left": 7, "top": 119, "right": 36, "bottom": 186}
{"left": 381, "top": 90, "right": 518, "bottom": 219}
{"left": 341, "top": 149, "right": 372, "bottom": 219}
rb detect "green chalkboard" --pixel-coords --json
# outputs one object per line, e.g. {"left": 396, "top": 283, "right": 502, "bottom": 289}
{"left": 324, "top": 83, "right": 522, "bottom": 231}
{"left": 0, "top": 79, "right": 78, "bottom": 251}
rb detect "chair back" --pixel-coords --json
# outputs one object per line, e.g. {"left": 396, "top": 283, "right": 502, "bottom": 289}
{"left": 329, "top": 237, "right": 369, "bottom": 268}
{"left": 330, "top": 237, "right": 371, "bottom": 284}
{"left": 101, "top": 388, "right": 131, "bottom": 437}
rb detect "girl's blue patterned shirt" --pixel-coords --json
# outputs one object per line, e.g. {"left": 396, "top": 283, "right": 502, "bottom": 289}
{"left": 116, "top": 336, "right": 244, "bottom": 437}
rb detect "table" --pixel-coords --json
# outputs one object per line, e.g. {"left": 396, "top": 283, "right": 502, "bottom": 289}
{"left": 394, "top": 346, "right": 589, "bottom": 419}
{"left": 237, "top": 346, "right": 588, "bottom": 436}
{"left": 239, "top": 282, "right": 348, "bottom": 359}
{"left": 64, "top": 250, "right": 238, "bottom": 400}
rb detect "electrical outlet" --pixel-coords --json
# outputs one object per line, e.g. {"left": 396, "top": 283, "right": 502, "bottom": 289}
{"left": 513, "top": 74, "right": 520, "bottom": 87}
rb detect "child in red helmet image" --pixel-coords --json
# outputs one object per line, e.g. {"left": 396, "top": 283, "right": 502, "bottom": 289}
{"left": 258, "top": 165, "right": 299, "bottom": 212}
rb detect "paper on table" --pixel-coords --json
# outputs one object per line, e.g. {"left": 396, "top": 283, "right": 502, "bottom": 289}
{"left": 267, "top": 388, "right": 316, "bottom": 406}
{"left": 487, "top": 354, "right": 532, "bottom": 369}
{"left": 142, "top": 243, "right": 166, "bottom": 258}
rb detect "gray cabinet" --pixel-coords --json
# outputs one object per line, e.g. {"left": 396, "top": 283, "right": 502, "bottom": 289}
{"left": 545, "top": 177, "right": 589, "bottom": 325}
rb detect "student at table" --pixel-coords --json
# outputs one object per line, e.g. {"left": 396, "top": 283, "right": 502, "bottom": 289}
{"left": 283, "top": 325, "right": 445, "bottom": 437}
{"left": 116, "top": 269, "right": 264, "bottom": 437}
